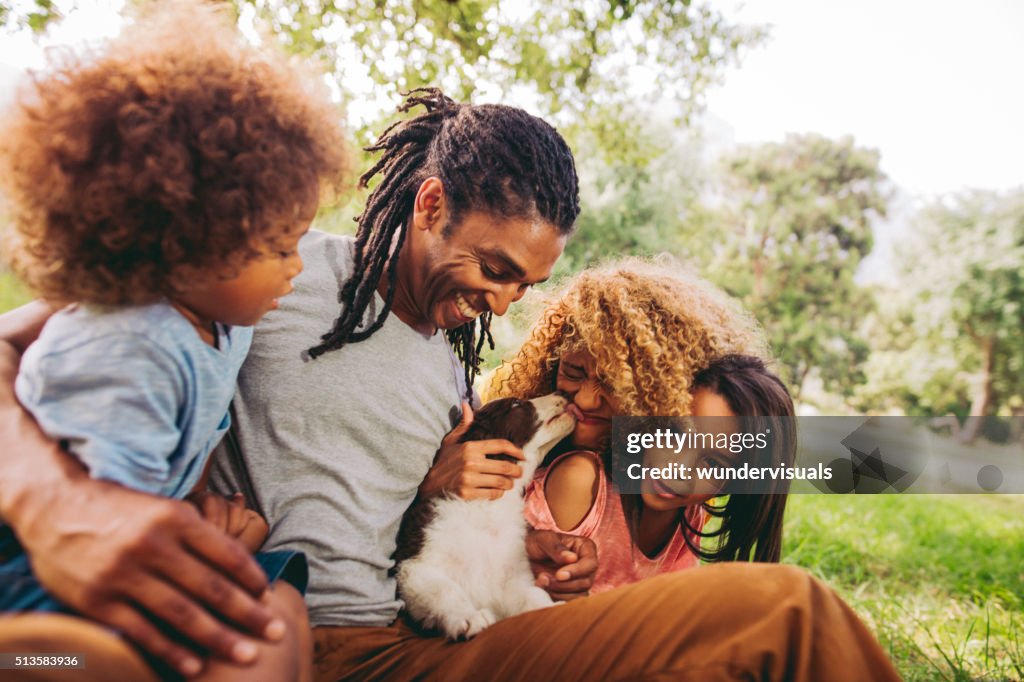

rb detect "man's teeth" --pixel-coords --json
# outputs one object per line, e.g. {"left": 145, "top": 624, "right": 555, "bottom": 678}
{"left": 455, "top": 293, "right": 480, "bottom": 320}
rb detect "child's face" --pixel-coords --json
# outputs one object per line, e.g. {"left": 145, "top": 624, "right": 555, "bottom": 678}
{"left": 556, "top": 349, "right": 621, "bottom": 451}
{"left": 640, "top": 388, "right": 742, "bottom": 512}
{"left": 177, "top": 223, "right": 310, "bottom": 331}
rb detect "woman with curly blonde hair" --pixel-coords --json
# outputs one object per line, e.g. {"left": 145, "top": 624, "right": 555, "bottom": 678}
{"left": 486, "top": 259, "right": 795, "bottom": 593}
{"left": 0, "top": 1, "right": 347, "bottom": 677}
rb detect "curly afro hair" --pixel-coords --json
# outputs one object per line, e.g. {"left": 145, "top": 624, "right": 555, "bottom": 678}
{"left": 485, "top": 258, "right": 769, "bottom": 417}
{"left": 0, "top": 0, "right": 348, "bottom": 305}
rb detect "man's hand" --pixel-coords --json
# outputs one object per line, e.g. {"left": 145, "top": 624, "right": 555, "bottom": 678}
{"left": 526, "top": 529, "right": 598, "bottom": 601}
{"left": 13, "top": 474, "right": 284, "bottom": 677}
{"left": 418, "top": 402, "right": 525, "bottom": 500}
{"left": 187, "top": 490, "right": 269, "bottom": 553}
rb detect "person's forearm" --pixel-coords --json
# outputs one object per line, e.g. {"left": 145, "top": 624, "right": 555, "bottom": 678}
{"left": 0, "top": 300, "right": 53, "bottom": 354}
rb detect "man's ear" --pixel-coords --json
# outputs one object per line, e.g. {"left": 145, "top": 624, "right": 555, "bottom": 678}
{"left": 412, "top": 176, "right": 447, "bottom": 233}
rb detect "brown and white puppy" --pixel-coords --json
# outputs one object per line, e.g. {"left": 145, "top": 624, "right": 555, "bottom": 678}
{"left": 395, "top": 394, "right": 576, "bottom": 639}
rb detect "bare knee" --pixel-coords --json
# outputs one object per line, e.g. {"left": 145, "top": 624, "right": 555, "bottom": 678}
{"left": 197, "top": 582, "right": 311, "bottom": 682}
{"left": 269, "top": 582, "right": 311, "bottom": 632}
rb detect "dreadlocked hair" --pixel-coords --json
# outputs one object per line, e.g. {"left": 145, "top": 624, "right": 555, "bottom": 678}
{"left": 308, "top": 88, "right": 580, "bottom": 398}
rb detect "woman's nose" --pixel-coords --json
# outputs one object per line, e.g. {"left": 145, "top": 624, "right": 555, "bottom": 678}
{"left": 573, "top": 380, "right": 604, "bottom": 411}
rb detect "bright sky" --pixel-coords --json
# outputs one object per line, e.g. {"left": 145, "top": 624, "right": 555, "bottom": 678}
{"left": 1, "top": 0, "right": 1021, "bottom": 199}
{"left": 705, "top": 0, "right": 1024, "bottom": 198}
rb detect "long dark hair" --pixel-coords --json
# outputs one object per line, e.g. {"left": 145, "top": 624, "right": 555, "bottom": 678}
{"left": 308, "top": 88, "right": 580, "bottom": 397}
{"left": 680, "top": 354, "right": 796, "bottom": 563}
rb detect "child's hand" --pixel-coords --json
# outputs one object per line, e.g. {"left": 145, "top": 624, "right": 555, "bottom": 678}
{"left": 526, "top": 529, "right": 598, "bottom": 601}
{"left": 188, "top": 491, "right": 268, "bottom": 552}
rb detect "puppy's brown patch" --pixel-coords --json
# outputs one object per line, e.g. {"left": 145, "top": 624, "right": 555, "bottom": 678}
{"left": 394, "top": 398, "right": 542, "bottom": 565}
{"left": 458, "top": 398, "right": 540, "bottom": 449}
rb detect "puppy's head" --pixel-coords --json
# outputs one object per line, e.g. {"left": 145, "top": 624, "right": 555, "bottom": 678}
{"left": 460, "top": 394, "right": 576, "bottom": 469}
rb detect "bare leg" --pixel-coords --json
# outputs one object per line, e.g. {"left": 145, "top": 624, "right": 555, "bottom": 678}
{"left": 198, "top": 582, "right": 311, "bottom": 682}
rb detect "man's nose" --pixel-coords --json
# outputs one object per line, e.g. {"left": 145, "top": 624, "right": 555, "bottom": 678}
{"left": 485, "top": 284, "right": 521, "bottom": 317}
{"left": 290, "top": 256, "right": 304, "bottom": 279}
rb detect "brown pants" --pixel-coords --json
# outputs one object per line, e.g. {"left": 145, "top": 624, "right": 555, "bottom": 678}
{"left": 313, "top": 564, "right": 901, "bottom": 682}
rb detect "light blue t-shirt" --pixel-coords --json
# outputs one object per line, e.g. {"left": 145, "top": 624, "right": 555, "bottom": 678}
{"left": 15, "top": 302, "right": 252, "bottom": 499}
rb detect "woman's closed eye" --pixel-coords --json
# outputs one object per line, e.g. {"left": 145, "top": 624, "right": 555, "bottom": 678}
{"left": 558, "top": 364, "right": 585, "bottom": 381}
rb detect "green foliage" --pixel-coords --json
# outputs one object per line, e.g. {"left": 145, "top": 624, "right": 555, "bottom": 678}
{"left": 0, "top": 268, "right": 31, "bottom": 314}
{"left": 555, "top": 119, "right": 708, "bottom": 278}
{"left": 0, "top": 0, "right": 61, "bottom": 33}
{"left": 228, "top": 0, "right": 764, "bottom": 153}
{"left": 706, "top": 134, "right": 891, "bottom": 400}
{"left": 870, "top": 190, "right": 1024, "bottom": 421}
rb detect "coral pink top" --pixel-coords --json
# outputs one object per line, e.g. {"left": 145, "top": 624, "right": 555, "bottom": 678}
{"left": 524, "top": 451, "right": 704, "bottom": 594}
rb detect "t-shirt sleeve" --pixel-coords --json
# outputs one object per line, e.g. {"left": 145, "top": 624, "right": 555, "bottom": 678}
{"left": 15, "top": 333, "right": 186, "bottom": 494}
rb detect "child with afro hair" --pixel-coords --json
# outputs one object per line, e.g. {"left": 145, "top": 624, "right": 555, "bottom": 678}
{"left": 0, "top": 1, "right": 347, "bottom": 677}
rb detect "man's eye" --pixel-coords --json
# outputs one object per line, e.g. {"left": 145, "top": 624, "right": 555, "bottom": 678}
{"left": 279, "top": 250, "right": 296, "bottom": 258}
{"left": 482, "top": 265, "right": 510, "bottom": 281}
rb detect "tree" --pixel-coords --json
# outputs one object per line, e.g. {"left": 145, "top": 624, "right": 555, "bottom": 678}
{"left": 706, "top": 134, "right": 891, "bottom": 401}
{"left": 0, "top": 0, "right": 764, "bottom": 154}
{"left": 885, "top": 190, "right": 1024, "bottom": 441}
{"left": 0, "top": 0, "right": 59, "bottom": 32}
{"left": 554, "top": 118, "right": 710, "bottom": 278}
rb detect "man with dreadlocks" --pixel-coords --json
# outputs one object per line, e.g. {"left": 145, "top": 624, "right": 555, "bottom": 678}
{"left": 205, "top": 86, "right": 591, "bottom": 626}
{"left": 1, "top": 88, "right": 900, "bottom": 681}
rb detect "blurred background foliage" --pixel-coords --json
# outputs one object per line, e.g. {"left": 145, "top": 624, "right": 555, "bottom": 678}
{"left": 0, "top": 0, "right": 1022, "bottom": 433}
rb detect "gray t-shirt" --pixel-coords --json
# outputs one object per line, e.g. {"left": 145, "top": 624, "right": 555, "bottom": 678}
{"left": 210, "top": 230, "right": 469, "bottom": 626}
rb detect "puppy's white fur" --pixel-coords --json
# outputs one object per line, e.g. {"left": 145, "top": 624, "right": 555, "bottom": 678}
{"left": 397, "top": 393, "right": 575, "bottom": 639}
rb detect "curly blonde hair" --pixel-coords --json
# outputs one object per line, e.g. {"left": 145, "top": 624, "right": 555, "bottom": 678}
{"left": 486, "top": 258, "right": 769, "bottom": 416}
{"left": 0, "top": 0, "right": 348, "bottom": 305}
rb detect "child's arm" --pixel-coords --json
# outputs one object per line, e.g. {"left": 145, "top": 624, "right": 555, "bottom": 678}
{"left": 543, "top": 452, "right": 602, "bottom": 532}
{"left": 188, "top": 490, "right": 268, "bottom": 553}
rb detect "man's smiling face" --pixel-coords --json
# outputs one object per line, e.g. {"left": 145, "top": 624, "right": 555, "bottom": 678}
{"left": 414, "top": 210, "right": 566, "bottom": 331}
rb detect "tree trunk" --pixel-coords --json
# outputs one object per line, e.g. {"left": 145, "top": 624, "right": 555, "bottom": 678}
{"left": 1010, "top": 405, "right": 1024, "bottom": 444}
{"left": 959, "top": 336, "right": 995, "bottom": 445}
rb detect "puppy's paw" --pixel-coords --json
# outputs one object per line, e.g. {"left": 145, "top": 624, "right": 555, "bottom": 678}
{"left": 463, "top": 608, "right": 497, "bottom": 639}
{"left": 441, "top": 608, "right": 496, "bottom": 640}
{"left": 519, "top": 585, "right": 556, "bottom": 613}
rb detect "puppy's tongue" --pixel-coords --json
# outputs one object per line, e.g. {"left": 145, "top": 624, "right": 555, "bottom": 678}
{"left": 566, "top": 404, "right": 585, "bottom": 421}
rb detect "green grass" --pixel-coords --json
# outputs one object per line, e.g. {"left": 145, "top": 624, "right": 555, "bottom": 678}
{"left": 783, "top": 495, "right": 1024, "bottom": 681}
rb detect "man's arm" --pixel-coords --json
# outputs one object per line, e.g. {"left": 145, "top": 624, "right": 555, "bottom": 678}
{"left": 0, "top": 302, "right": 282, "bottom": 676}
{"left": 0, "top": 300, "right": 52, "bottom": 355}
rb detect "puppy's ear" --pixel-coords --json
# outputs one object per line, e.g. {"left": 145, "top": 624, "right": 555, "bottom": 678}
{"left": 459, "top": 419, "right": 493, "bottom": 444}
{"left": 458, "top": 398, "right": 516, "bottom": 444}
